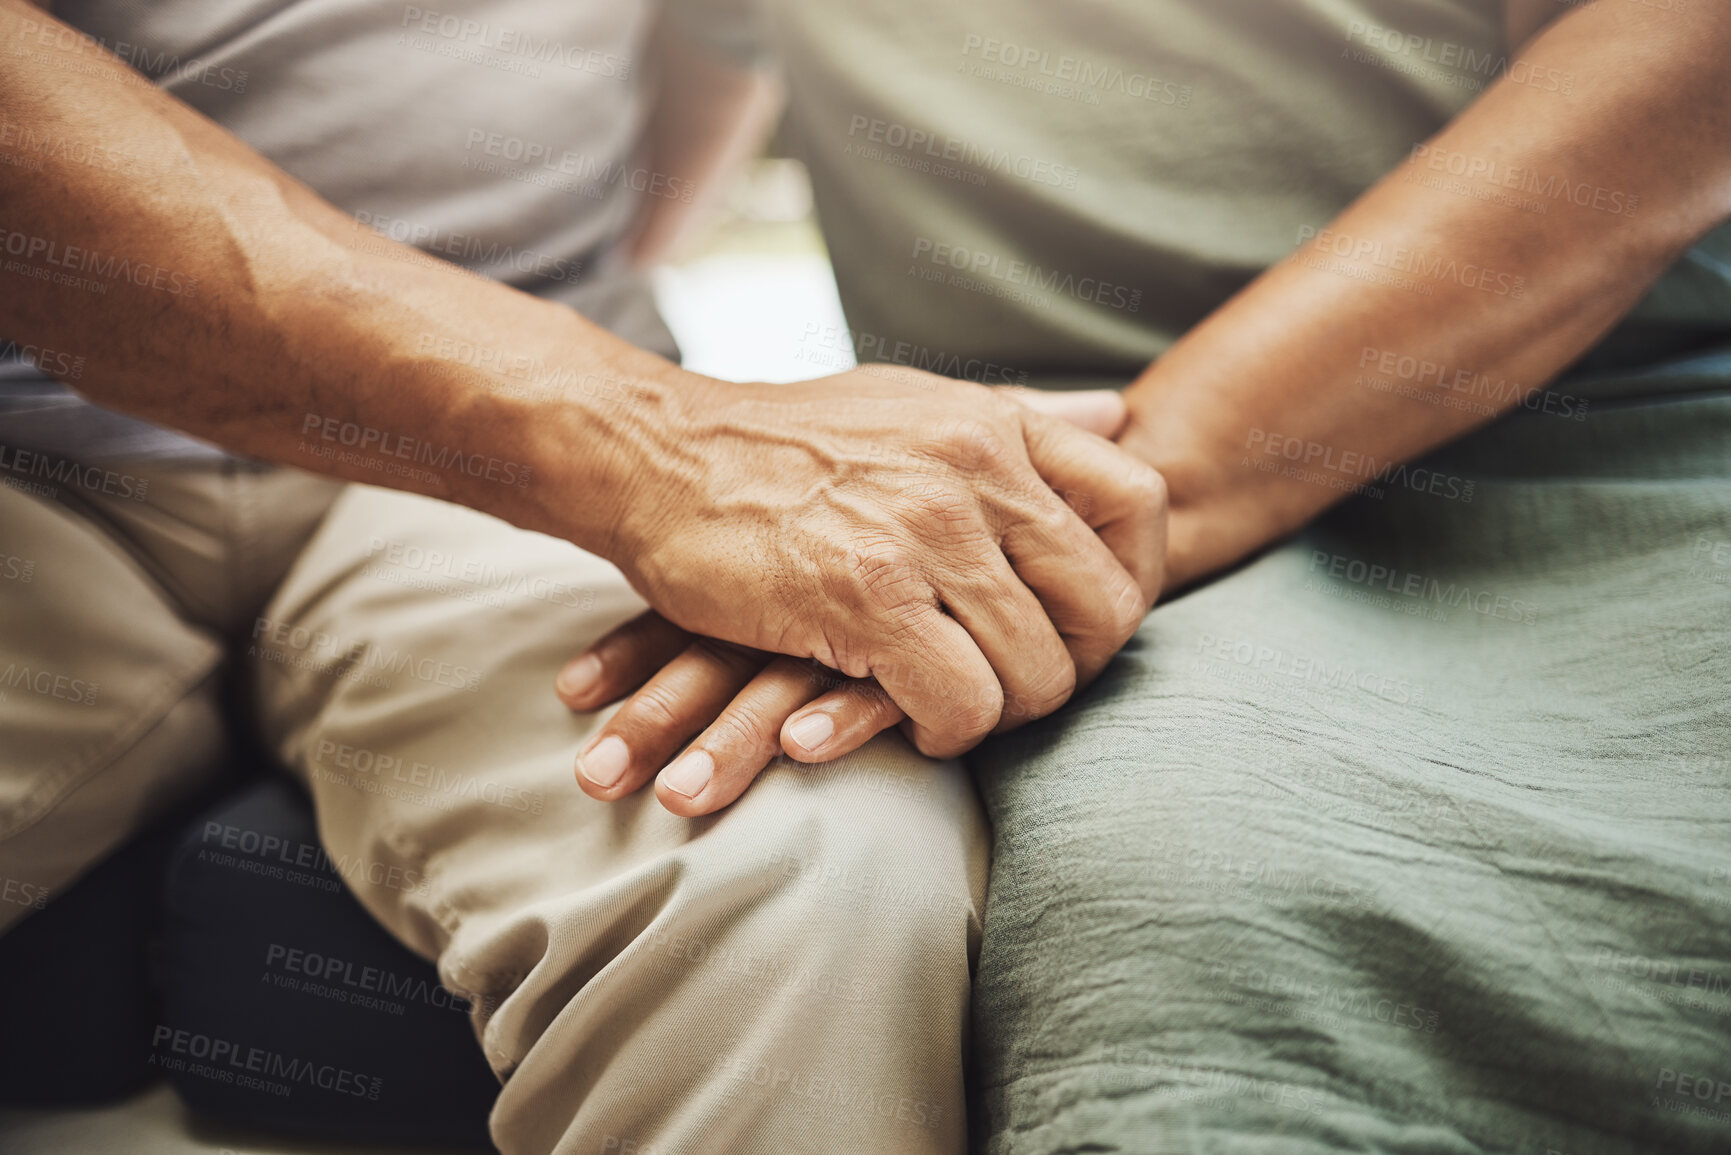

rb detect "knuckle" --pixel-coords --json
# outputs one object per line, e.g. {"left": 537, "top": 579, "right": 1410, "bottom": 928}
{"left": 1126, "top": 463, "right": 1169, "bottom": 512}
{"left": 911, "top": 713, "right": 977, "bottom": 759}
{"left": 910, "top": 729, "right": 949, "bottom": 759}
{"left": 898, "top": 485, "right": 980, "bottom": 538}
{"left": 931, "top": 417, "right": 1011, "bottom": 474}
{"left": 873, "top": 611, "right": 955, "bottom": 676}
{"left": 1110, "top": 575, "right": 1150, "bottom": 640}
{"left": 705, "top": 711, "right": 773, "bottom": 756}
{"left": 1052, "top": 483, "right": 1097, "bottom": 523}
{"left": 1029, "top": 497, "right": 1076, "bottom": 539}
{"left": 621, "top": 683, "right": 683, "bottom": 733}
{"left": 946, "top": 685, "right": 1003, "bottom": 741}
{"left": 1019, "top": 658, "right": 1077, "bottom": 720}
{"left": 848, "top": 680, "right": 898, "bottom": 721}
{"left": 844, "top": 540, "right": 923, "bottom": 610}
{"left": 914, "top": 733, "right": 961, "bottom": 760}
{"left": 817, "top": 633, "right": 873, "bottom": 681}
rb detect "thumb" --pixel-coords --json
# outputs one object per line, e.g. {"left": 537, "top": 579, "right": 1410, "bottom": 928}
{"left": 1000, "top": 387, "right": 1128, "bottom": 439}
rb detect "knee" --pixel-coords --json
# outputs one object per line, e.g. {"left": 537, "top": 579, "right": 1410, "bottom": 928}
{"left": 748, "top": 742, "right": 987, "bottom": 949}
{"left": 471, "top": 742, "right": 982, "bottom": 1154}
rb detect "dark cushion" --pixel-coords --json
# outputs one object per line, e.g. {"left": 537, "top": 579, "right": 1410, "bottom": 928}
{"left": 0, "top": 811, "right": 180, "bottom": 1106}
{"left": 154, "top": 777, "right": 498, "bottom": 1148}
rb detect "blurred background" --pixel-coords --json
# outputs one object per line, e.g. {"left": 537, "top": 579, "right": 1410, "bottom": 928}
{"left": 651, "top": 155, "right": 855, "bottom": 384}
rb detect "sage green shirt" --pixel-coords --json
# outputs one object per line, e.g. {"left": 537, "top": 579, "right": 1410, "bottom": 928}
{"left": 720, "top": 0, "right": 1731, "bottom": 384}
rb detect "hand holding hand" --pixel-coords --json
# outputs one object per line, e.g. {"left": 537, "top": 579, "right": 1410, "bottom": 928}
{"left": 562, "top": 383, "right": 1166, "bottom": 815}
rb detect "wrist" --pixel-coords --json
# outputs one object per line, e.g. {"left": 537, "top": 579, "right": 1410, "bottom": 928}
{"left": 320, "top": 262, "right": 709, "bottom": 561}
{"left": 516, "top": 351, "right": 724, "bottom": 564}
{"left": 1120, "top": 383, "right": 1302, "bottom": 591}
{"left": 518, "top": 357, "right": 693, "bottom": 560}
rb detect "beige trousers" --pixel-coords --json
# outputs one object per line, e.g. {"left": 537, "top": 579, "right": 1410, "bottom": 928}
{"left": 0, "top": 457, "right": 987, "bottom": 1154}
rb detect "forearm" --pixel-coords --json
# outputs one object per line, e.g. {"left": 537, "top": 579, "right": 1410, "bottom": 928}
{"left": 0, "top": 0, "right": 689, "bottom": 552}
{"left": 1124, "top": 0, "right": 1731, "bottom": 589}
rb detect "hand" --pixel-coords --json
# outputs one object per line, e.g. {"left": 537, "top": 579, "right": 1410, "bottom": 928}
{"left": 600, "top": 369, "right": 1164, "bottom": 762}
{"left": 560, "top": 384, "right": 1166, "bottom": 816}
{"left": 557, "top": 616, "right": 896, "bottom": 815}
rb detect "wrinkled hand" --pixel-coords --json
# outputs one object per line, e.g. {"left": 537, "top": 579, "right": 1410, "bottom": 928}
{"left": 561, "top": 384, "right": 1167, "bottom": 816}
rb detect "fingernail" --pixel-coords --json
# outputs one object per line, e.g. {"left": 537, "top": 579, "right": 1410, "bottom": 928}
{"left": 660, "top": 749, "right": 714, "bottom": 798}
{"left": 787, "top": 712, "right": 835, "bottom": 753}
{"left": 556, "top": 653, "right": 603, "bottom": 700}
{"left": 578, "top": 735, "right": 630, "bottom": 789}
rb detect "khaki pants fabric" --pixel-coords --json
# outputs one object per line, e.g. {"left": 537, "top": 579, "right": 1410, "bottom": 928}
{"left": 0, "top": 456, "right": 342, "bottom": 935}
{"left": 0, "top": 458, "right": 987, "bottom": 1155}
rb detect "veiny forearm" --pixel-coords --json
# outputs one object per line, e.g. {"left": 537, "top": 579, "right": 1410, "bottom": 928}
{"left": 0, "top": 0, "right": 688, "bottom": 551}
{"left": 1124, "top": 0, "right": 1731, "bottom": 589}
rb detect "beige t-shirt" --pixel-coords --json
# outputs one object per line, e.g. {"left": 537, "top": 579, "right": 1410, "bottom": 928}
{"left": 3, "top": 0, "right": 678, "bottom": 456}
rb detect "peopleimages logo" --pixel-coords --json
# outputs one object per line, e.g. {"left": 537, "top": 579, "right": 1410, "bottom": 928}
{"left": 461, "top": 131, "right": 695, "bottom": 203}
{"left": 798, "top": 322, "right": 1029, "bottom": 386}
{"left": 1408, "top": 145, "right": 1639, "bottom": 217}
{"left": 958, "top": 34, "right": 1193, "bottom": 108}
{"left": 910, "top": 237, "right": 1142, "bottom": 313}
{"left": 1307, "top": 551, "right": 1538, "bottom": 625}
{"left": 847, "top": 116, "right": 1081, "bottom": 190}
{"left": 0, "top": 442, "right": 150, "bottom": 501}
{"left": 354, "top": 210, "right": 582, "bottom": 284}
{"left": 1296, "top": 226, "right": 1526, "bottom": 299}
{"left": 1342, "top": 20, "right": 1574, "bottom": 95}
{"left": 314, "top": 735, "right": 549, "bottom": 813}
{"left": 265, "top": 943, "right": 473, "bottom": 1012}
{"left": 0, "top": 120, "right": 137, "bottom": 176}
{"left": 297, "top": 413, "right": 532, "bottom": 489}
{"left": 13, "top": 17, "right": 249, "bottom": 93}
{"left": 1244, "top": 428, "right": 1475, "bottom": 504}
{"left": 1, "top": 340, "right": 85, "bottom": 380}
{"left": 1356, "top": 346, "right": 1588, "bottom": 422}
{"left": 399, "top": 6, "right": 630, "bottom": 79}
{"left": 0, "top": 227, "right": 198, "bottom": 296}
{"left": 251, "top": 613, "right": 485, "bottom": 695}
{"left": 0, "top": 662, "right": 99, "bottom": 705}
{"left": 1, "top": 876, "right": 49, "bottom": 911}
{"left": 151, "top": 1026, "right": 383, "bottom": 1100}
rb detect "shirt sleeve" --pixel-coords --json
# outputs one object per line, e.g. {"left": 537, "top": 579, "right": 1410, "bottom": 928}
{"left": 660, "top": 0, "right": 774, "bottom": 67}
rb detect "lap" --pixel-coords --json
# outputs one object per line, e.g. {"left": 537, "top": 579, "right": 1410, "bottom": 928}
{"left": 0, "top": 456, "right": 339, "bottom": 938}
{"left": 253, "top": 484, "right": 988, "bottom": 1154}
{"left": 971, "top": 389, "right": 1731, "bottom": 1153}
